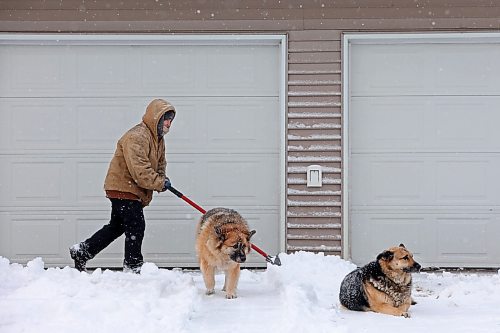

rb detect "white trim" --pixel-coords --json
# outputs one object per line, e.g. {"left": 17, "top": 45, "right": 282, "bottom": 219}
{"left": 341, "top": 31, "right": 500, "bottom": 261}
{"left": 279, "top": 35, "right": 288, "bottom": 254}
{"left": 343, "top": 32, "right": 500, "bottom": 44}
{"left": 0, "top": 33, "right": 288, "bottom": 256}
{"left": 341, "top": 34, "right": 351, "bottom": 260}
{"left": 0, "top": 33, "right": 283, "bottom": 45}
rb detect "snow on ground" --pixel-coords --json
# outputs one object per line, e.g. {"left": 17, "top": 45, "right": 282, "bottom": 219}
{"left": 1, "top": 252, "right": 500, "bottom": 333}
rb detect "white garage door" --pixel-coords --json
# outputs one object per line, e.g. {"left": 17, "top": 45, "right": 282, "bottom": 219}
{"left": 0, "top": 36, "right": 284, "bottom": 268}
{"left": 347, "top": 34, "right": 500, "bottom": 268}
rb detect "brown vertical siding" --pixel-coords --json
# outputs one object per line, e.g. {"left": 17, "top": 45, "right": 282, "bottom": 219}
{"left": 2, "top": 0, "right": 500, "bottom": 258}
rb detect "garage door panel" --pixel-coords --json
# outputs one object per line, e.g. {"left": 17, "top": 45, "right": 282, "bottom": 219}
{"left": 351, "top": 154, "right": 500, "bottom": 207}
{"left": 76, "top": 102, "right": 141, "bottom": 147}
{"left": 141, "top": 45, "right": 278, "bottom": 96}
{"left": 0, "top": 213, "right": 11, "bottom": 257}
{"left": 0, "top": 98, "right": 143, "bottom": 151}
{"left": 205, "top": 156, "right": 279, "bottom": 207}
{"left": 207, "top": 160, "right": 260, "bottom": 199}
{"left": 8, "top": 103, "right": 69, "bottom": 149}
{"left": 351, "top": 212, "right": 500, "bottom": 266}
{"left": 0, "top": 46, "right": 71, "bottom": 95}
{"left": 351, "top": 96, "right": 500, "bottom": 153}
{"left": 143, "top": 217, "right": 197, "bottom": 256}
{"left": 351, "top": 157, "right": 424, "bottom": 206}
{"left": 140, "top": 47, "right": 197, "bottom": 94}
{"left": 0, "top": 45, "right": 278, "bottom": 97}
{"left": 76, "top": 47, "right": 132, "bottom": 92}
{"left": 205, "top": 47, "right": 279, "bottom": 95}
{"left": 208, "top": 108, "right": 261, "bottom": 143}
{"left": 152, "top": 155, "right": 278, "bottom": 207}
{"left": 153, "top": 159, "right": 197, "bottom": 206}
{"left": 433, "top": 46, "right": 498, "bottom": 93}
{"left": 243, "top": 212, "right": 280, "bottom": 256}
{"left": 1, "top": 96, "right": 279, "bottom": 153}
{"left": 351, "top": 44, "right": 427, "bottom": 95}
{"left": 350, "top": 98, "right": 424, "bottom": 152}
{"left": 205, "top": 99, "right": 279, "bottom": 151}
{"left": 435, "top": 160, "right": 490, "bottom": 204}
{"left": 13, "top": 161, "right": 66, "bottom": 201}
{"left": 14, "top": 104, "right": 67, "bottom": 145}
{"left": 167, "top": 97, "right": 279, "bottom": 154}
{"left": 76, "top": 161, "right": 109, "bottom": 203}
{"left": 12, "top": 219, "right": 62, "bottom": 255}
{"left": 436, "top": 217, "right": 488, "bottom": 258}
{"left": 6, "top": 214, "right": 74, "bottom": 264}
{"left": 350, "top": 213, "right": 428, "bottom": 265}
{"left": 433, "top": 100, "right": 492, "bottom": 149}
{"left": 351, "top": 43, "right": 500, "bottom": 96}
{"left": 0, "top": 156, "right": 110, "bottom": 208}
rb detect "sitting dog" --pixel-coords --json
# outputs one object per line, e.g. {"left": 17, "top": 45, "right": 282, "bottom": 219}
{"left": 196, "top": 207, "right": 256, "bottom": 299}
{"left": 339, "top": 244, "right": 421, "bottom": 317}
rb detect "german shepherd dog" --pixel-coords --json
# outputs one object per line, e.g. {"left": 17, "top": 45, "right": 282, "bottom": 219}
{"left": 196, "top": 208, "right": 256, "bottom": 299}
{"left": 339, "top": 244, "right": 421, "bottom": 317}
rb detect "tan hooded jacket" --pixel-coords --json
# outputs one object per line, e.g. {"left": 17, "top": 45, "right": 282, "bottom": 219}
{"left": 104, "top": 99, "right": 176, "bottom": 207}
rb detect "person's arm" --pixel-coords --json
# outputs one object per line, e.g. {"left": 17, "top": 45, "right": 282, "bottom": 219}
{"left": 158, "top": 144, "right": 167, "bottom": 179}
{"left": 158, "top": 144, "right": 170, "bottom": 191}
{"left": 122, "top": 135, "right": 164, "bottom": 191}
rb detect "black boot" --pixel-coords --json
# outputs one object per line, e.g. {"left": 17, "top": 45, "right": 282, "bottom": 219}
{"left": 123, "top": 264, "right": 142, "bottom": 274}
{"left": 69, "top": 242, "right": 89, "bottom": 272}
{"left": 123, "top": 258, "right": 143, "bottom": 274}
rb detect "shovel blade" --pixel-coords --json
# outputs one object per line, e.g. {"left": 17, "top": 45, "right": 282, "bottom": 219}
{"left": 266, "top": 254, "right": 282, "bottom": 266}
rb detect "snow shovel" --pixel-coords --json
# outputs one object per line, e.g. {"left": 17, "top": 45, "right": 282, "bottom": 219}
{"left": 166, "top": 185, "right": 281, "bottom": 266}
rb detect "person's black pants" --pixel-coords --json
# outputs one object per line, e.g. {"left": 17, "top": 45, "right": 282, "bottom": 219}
{"left": 83, "top": 198, "right": 145, "bottom": 269}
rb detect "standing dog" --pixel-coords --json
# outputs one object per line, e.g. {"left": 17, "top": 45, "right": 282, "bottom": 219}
{"left": 339, "top": 244, "right": 421, "bottom": 317}
{"left": 196, "top": 207, "right": 256, "bottom": 299}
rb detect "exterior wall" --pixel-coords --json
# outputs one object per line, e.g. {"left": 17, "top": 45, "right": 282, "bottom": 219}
{"left": 1, "top": 0, "right": 500, "bottom": 257}
{"left": 287, "top": 30, "right": 342, "bottom": 254}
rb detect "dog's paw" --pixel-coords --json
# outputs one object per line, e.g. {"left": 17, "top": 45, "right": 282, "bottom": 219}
{"left": 225, "top": 293, "right": 237, "bottom": 299}
{"left": 402, "top": 312, "right": 410, "bottom": 318}
{"left": 205, "top": 289, "right": 215, "bottom": 296}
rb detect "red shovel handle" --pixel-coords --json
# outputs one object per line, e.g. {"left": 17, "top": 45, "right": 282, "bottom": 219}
{"left": 249, "top": 243, "right": 267, "bottom": 257}
{"left": 181, "top": 196, "right": 206, "bottom": 215}
{"left": 167, "top": 185, "right": 206, "bottom": 214}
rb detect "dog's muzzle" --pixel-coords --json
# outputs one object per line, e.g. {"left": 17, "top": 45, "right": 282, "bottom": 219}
{"left": 230, "top": 252, "right": 246, "bottom": 263}
{"left": 404, "top": 262, "right": 421, "bottom": 273}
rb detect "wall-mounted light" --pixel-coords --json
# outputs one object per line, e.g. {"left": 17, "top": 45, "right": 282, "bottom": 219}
{"left": 306, "top": 165, "right": 322, "bottom": 187}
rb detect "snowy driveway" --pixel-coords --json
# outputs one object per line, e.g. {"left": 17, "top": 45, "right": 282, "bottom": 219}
{"left": 1, "top": 252, "right": 500, "bottom": 333}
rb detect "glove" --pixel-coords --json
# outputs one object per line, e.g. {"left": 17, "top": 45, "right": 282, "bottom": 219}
{"left": 162, "top": 177, "right": 171, "bottom": 192}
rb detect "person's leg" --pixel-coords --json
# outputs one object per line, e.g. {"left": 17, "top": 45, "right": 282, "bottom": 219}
{"left": 121, "top": 200, "right": 145, "bottom": 273}
{"left": 70, "top": 198, "right": 125, "bottom": 271}
{"left": 83, "top": 198, "right": 126, "bottom": 257}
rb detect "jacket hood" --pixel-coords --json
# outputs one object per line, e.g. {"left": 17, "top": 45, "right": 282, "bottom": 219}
{"left": 142, "top": 99, "right": 176, "bottom": 138}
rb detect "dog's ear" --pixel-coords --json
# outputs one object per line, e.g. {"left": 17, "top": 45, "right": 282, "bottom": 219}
{"left": 377, "top": 250, "right": 394, "bottom": 261}
{"left": 399, "top": 243, "right": 406, "bottom": 248}
{"left": 248, "top": 230, "right": 256, "bottom": 241}
{"left": 215, "top": 226, "right": 225, "bottom": 242}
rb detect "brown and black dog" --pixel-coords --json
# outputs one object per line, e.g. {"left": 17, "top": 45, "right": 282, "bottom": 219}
{"left": 196, "top": 207, "right": 256, "bottom": 299}
{"left": 339, "top": 244, "right": 421, "bottom": 317}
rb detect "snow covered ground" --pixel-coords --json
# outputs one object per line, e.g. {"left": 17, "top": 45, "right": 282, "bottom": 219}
{"left": 1, "top": 252, "right": 500, "bottom": 333}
